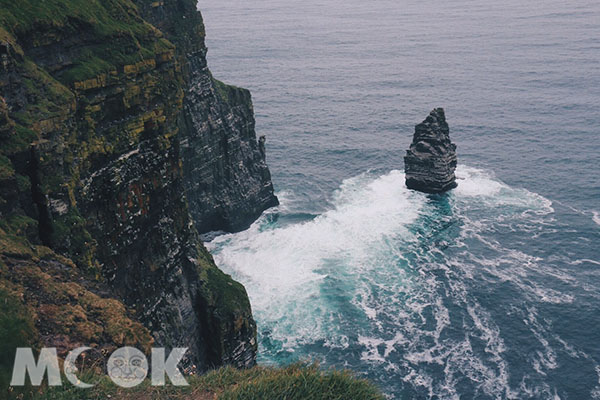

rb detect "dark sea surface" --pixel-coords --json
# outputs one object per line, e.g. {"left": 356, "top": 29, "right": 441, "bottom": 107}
{"left": 200, "top": 1, "right": 600, "bottom": 398}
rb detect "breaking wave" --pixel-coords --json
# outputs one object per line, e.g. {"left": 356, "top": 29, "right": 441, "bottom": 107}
{"left": 207, "top": 165, "right": 594, "bottom": 399}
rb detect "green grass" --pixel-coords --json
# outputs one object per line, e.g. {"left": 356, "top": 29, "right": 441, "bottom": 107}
{"left": 218, "top": 363, "right": 384, "bottom": 400}
{"left": 20, "top": 363, "right": 384, "bottom": 400}
{"left": 0, "top": 124, "right": 38, "bottom": 156}
{"left": 0, "top": 0, "right": 175, "bottom": 84}
{"left": 0, "top": 0, "right": 150, "bottom": 39}
{"left": 0, "top": 214, "right": 37, "bottom": 237}
{"left": 213, "top": 78, "right": 235, "bottom": 105}
{"left": 0, "top": 289, "right": 39, "bottom": 398}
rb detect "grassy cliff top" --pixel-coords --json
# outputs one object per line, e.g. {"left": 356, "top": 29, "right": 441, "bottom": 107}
{"left": 25, "top": 363, "right": 384, "bottom": 400}
{"left": 0, "top": 0, "right": 174, "bottom": 84}
{"left": 0, "top": 0, "right": 150, "bottom": 36}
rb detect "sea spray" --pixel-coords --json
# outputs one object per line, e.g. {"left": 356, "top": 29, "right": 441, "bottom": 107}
{"left": 208, "top": 166, "right": 587, "bottom": 398}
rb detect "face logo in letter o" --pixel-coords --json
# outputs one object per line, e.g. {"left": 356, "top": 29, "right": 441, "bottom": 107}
{"left": 107, "top": 347, "right": 148, "bottom": 388}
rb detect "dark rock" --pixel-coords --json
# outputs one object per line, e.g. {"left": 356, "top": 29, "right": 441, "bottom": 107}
{"left": 0, "top": 42, "right": 9, "bottom": 70}
{"left": 404, "top": 108, "right": 458, "bottom": 193}
{"left": 136, "top": 0, "right": 279, "bottom": 235}
{"left": 0, "top": 0, "right": 266, "bottom": 373}
{"left": 259, "top": 136, "right": 267, "bottom": 159}
{"left": 180, "top": 76, "right": 279, "bottom": 233}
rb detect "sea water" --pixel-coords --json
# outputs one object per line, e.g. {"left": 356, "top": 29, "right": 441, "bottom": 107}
{"left": 201, "top": 0, "right": 600, "bottom": 398}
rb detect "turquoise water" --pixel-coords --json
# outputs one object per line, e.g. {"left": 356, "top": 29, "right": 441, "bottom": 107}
{"left": 201, "top": 1, "right": 600, "bottom": 398}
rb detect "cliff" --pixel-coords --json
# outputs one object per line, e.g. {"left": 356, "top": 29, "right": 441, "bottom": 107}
{"left": 0, "top": 0, "right": 276, "bottom": 385}
{"left": 404, "top": 108, "right": 458, "bottom": 193}
{"left": 136, "top": 0, "right": 279, "bottom": 233}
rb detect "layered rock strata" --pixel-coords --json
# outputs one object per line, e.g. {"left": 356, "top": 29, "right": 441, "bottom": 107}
{"left": 0, "top": 0, "right": 274, "bottom": 374}
{"left": 136, "top": 0, "right": 279, "bottom": 233}
{"left": 404, "top": 108, "right": 458, "bottom": 193}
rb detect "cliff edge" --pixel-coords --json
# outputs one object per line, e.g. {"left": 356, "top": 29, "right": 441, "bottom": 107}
{"left": 137, "top": 0, "right": 279, "bottom": 233}
{"left": 0, "top": 0, "right": 276, "bottom": 383}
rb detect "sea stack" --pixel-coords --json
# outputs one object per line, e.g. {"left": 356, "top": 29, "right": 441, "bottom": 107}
{"left": 404, "top": 108, "right": 457, "bottom": 193}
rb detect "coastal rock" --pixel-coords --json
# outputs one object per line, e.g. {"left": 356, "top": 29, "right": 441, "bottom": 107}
{"left": 404, "top": 108, "right": 458, "bottom": 193}
{"left": 0, "top": 0, "right": 264, "bottom": 372}
{"left": 180, "top": 74, "right": 279, "bottom": 233}
{"left": 137, "top": 0, "right": 279, "bottom": 234}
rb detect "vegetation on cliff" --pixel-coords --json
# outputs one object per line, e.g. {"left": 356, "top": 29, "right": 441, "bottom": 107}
{"left": 0, "top": 230, "right": 155, "bottom": 394}
{"left": 13, "top": 363, "right": 383, "bottom": 400}
{"left": 0, "top": 0, "right": 381, "bottom": 398}
{"left": 0, "top": 0, "right": 174, "bottom": 84}
{"left": 0, "top": 0, "right": 256, "bottom": 374}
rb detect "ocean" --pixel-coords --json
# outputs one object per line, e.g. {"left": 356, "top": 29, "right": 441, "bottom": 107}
{"left": 200, "top": 0, "right": 600, "bottom": 398}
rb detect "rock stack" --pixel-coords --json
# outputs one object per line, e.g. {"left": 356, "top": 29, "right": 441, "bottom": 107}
{"left": 404, "top": 108, "right": 457, "bottom": 193}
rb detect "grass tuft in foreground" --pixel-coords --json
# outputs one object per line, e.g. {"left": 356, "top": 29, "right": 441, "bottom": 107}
{"left": 17, "top": 363, "right": 383, "bottom": 400}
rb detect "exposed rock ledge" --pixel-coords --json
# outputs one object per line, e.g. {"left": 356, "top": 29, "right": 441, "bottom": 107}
{"left": 404, "top": 108, "right": 458, "bottom": 193}
{"left": 0, "top": 0, "right": 267, "bottom": 373}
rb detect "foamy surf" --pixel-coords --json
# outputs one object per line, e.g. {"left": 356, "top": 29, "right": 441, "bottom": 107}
{"left": 207, "top": 165, "right": 582, "bottom": 399}
{"left": 593, "top": 211, "right": 600, "bottom": 226}
{"left": 208, "top": 170, "right": 424, "bottom": 350}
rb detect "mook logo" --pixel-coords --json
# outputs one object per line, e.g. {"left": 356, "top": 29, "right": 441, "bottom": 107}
{"left": 10, "top": 347, "right": 189, "bottom": 388}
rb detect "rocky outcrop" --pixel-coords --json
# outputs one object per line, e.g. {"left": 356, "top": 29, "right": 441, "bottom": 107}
{"left": 404, "top": 108, "right": 457, "bottom": 193}
{"left": 0, "top": 0, "right": 266, "bottom": 374}
{"left": 0, "top": 236, "right": 154, "bottom": 367}
{"left": 180, "top": 77, "right": 279, "bottom": 233}
{"left": 136, "top": 0, "right": 279, "bottom": 233}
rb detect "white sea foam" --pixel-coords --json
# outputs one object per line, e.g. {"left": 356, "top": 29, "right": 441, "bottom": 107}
{"left": 208, "top": 165, "right": 566, "bottom": 398}
{"left": 454, "top": 166, "right": 554, "bottom": 215}
{"left": 572, "top": 259, "right": 600, "bottom": 266}
{"left": 593, "top": 211, "right": 600, "bottom": 226}
{"left": 208, "top": 170, "right": 424, "bottom": 349}
{"left": 454, "top": 166, "right": 504, "bottom": 197}
{"left": 591, "top": 366, "right": 600, "bottom": 399}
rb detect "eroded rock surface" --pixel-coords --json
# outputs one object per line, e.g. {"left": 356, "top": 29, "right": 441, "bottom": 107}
{"left": 137, "top": 0, "right": 279, "bottom": 234}
{"left": 0, "top": 0, "right": 266, "bottom": 373}
{"left": 404, "top": 108, "right": 457, "bottom": 193}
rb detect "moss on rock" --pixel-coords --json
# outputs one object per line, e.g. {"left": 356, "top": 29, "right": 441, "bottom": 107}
{"left": 0, "top": 0, "right": 260, "bottom": 379}
{"left": 0, "top": 230, "right": 154, "bottom": 398}
{"left": 0, "top": 288, "right": 38, "bottom": 395}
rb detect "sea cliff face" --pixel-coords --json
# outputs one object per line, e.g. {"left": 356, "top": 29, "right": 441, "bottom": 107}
{"left": 0, "top": 0, "right": 273, "bottom": 377}
{"left": 137, "top": 0, "right": 279, "bottom": 233}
